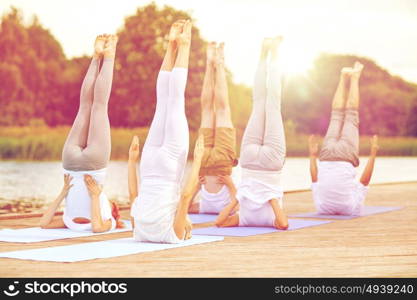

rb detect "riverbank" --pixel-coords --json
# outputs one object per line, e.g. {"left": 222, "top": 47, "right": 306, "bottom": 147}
{"left": 1, "top": 126, "right": 417, "bottom": 160}
{"left": 0, "top": 182, "right": 416, "bottom": 277}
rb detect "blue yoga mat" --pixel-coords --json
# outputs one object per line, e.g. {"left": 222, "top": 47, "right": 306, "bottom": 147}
{"left": 0, "top": 236, "right": 224, "bottom": 262}
{"left": 192, "top": 219, "right": 332, "bottom": 237}
{"left": 289, "top": 206, "right": 403, "bottom": 220}
{"left": 188, "top": 214, "right": 217, "bottom": 224}
{"left": 0, "top": 220, "right": 132, "bottom": 243}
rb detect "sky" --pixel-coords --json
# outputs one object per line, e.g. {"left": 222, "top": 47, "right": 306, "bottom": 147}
{"left": 1, "top": 0, "right": 417, "bottom": 85}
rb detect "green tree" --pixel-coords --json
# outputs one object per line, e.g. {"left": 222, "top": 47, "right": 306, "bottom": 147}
{"left": 0, "top": 7, "right": 67, "bottom": 126}
{"left": 283, "top": 54, "right": 417, "bottom": 136}
{"left": 110, "top": 3, "right": 206, "bottom": 130}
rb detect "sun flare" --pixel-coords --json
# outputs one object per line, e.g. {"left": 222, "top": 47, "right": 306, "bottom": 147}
{"left": 279, "top": 40, "right": 316, "bottom": 75}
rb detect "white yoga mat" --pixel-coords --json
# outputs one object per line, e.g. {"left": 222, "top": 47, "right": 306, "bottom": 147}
{"left": 0, "top": 236, "right": 224, "bottom": 262}
{"left": 0, "top": 220, "right": 132, "bottom": 243}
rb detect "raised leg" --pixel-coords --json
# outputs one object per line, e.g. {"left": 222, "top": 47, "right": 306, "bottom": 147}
{"left": 142, "top": 21, "right": 184, "bottom": 150}
{"left": 239, "top": 38, "right": 270, "bottom": 166}
{"left": 62, "top": 36, "right": 104, "bottom": 169}
{"left": 200, "top": 42, "right": 216, "bottom": 129}
{"left": 214, "top": 43, "right": 233, "bottom": 128}
{"left": 346, "top": 61, "right": 363, "bottom": 109}
{"left": 83, "top": 36, "right": 117, "bottom": 169}
{"left": 164, "top": 21, "right": 192, "bottom": 181}
{"left": 259, "top": 37, "right": 286, "bottom": 170}
{"left": 339, "top": 62, "right": 363, "bottom": 166}
{"left": 171, "top": 20, "right": 193, "bottom": 237}
{"left": 322, "top": 69, "right": 351, "bottom": 144}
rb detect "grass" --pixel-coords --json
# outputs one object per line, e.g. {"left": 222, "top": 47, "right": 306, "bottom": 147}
{"left": 1, "top": 126, "right": 417, "bottom": 160}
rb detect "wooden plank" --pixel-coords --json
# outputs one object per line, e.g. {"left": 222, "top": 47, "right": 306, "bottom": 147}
{"left": 0, "top": 183, "right": 416, "bottom": 277}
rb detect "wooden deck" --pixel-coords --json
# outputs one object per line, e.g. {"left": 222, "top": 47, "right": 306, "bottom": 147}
{"left": 0, "top": 182, "right": 416, "bottom": 277}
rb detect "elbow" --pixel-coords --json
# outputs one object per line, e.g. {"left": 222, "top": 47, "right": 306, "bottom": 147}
{"left": 278, "top": 223, "right": 289, "bottom": 230}
{"left": 40, "top": 223, "right": 49, "bottom": 229}
{"left": 275, "top": 219, "right": 289, "bottom": 230}
{"left": 92, "top": 224, "right": 106, "bottom": 233}
{"left": 276, "top": 223, "right": 289, "bottom": 230}
{"left": 215, "top": 217, "right": 225, "bottom": 227}
{"left": 39, "top": 219, "right": 49, "bottom": 229}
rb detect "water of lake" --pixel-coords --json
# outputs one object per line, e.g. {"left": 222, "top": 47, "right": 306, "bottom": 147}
{"left": 1, "top": 157, "right": 416, "bottom": 206}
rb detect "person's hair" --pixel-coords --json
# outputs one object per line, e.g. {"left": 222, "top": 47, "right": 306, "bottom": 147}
{"left": 110, "top": 201, "right": 125, "bottom": 229}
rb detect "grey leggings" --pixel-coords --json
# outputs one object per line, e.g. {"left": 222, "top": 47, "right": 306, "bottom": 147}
{"left": 62, "top": 58, "right": 114, "bottom": 171}
{"left": 239, "top": 59, "right": 286, "bottom": 171}
{"left": 319, "top": 109, "right": 360, "bottom": 167}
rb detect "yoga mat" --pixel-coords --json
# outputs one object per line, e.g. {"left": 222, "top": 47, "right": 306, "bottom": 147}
{"left": 0, "top": 236, "right": 224, "bottom": 262}
{"left": 188, "top": 214, "right": 217, "bottom": 224}
{"left": 289, "top": 206, "right": 403, "bottom": 220}
{"left": 192, "top": 219, "right": 332, "bottom": 237}
{"left": 0, "top": 220, "right": 132, "bottom": 243}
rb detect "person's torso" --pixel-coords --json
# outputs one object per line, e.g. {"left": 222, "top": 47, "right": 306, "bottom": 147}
{"left": 239, "top": 193, "right": 276, "bottom": 227}
{"left": 132, "top": 180, "right": 181, "bottom": 243}
{"left": 133, "top": 179, "right": 180, "bottom": 226}
{"left": 237, "top": 169, "right": 283, "bottom": 227}
{"left": 199, "top": 183, "right": 231, "bottom": 214}
{"left": 140, "top": 146, "right": 187, "bottom": 183}
{"left": 315, "top": 161, "right": 358, "bottom": 213}
{"left": 63, "top": 168, "right": 109, "bottom": 220}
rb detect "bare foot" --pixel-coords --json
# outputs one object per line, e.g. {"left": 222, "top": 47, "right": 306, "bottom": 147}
{"left": 168, "top": 20, "right": 186, "bottom": 44}
{"left": 270, "top": 36, "right": 283, "bottom": 60}
{"left": 215, "top": 42, "right": 225, "bottom": 66}
{"left": 207, "top": 41, "right": 217, "bottom": 64}
{"left": 177, "top": 19, "right": 192, "bottom": 46}
{"left": 103, "top": 34, "right": 118, "bottom": 59}
{"left": 341, "top": 67, "right": 354, "bottom": 79}
{"left": 94, "top": 34, "right": 106, "bottom": 58}
{"left": 351, "top": 61, "right": 364, "bottom": 79}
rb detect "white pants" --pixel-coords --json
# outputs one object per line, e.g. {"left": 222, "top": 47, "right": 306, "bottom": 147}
{"left": 239, "top": 58, "right": 286, "bottom": 171}
{"left": 139, "top": 68, "right": 189, "bottom": 183}
{"left": 132, "top": 68, "right": 189, "bottom": 244}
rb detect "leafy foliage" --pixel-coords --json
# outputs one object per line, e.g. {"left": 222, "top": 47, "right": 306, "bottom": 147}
{"left": 1, "top": 5, "right": 417, "bottom": 138}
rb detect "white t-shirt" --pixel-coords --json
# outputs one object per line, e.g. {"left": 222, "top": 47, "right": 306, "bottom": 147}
{"left": 312, "top": 161, "right": 369, "bottom": 216}
{"left": 236, "top": 168, "right": 283, "bottom": 227}
{"left": 199, "top": 185, "right": 232, "bottom": 214}
{"left": 63, "top": 168, "right": 116, "bottom": 231}
{"left": 130, "top": 179, "right": 182, "bottom": 244}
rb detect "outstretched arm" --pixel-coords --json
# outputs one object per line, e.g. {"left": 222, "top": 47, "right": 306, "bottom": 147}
{"left": 128, "top": 135, "right": 140, "bottom": 229}
{"left": 360, "top": 135, "right": 379, "bottom": 186}
{"left": 39, "top": 174, "right": 72, "bottom": 229}
{"left": 174, "top": 134, "right": 204, "bottom": 240}
{"left": 84, "top": 175, "right": 112, "bottom": 233}
{"left": 215, "top": 175, "right": 239, "bottom": 226}
{"left": 215, "top": 199, "right": 239, "bottom": 227}
{"left": 308, "top": 135, "right": 319, "bottom": 183}
{"left": 128, "top": 136, "right": 140, "bottom": 203}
